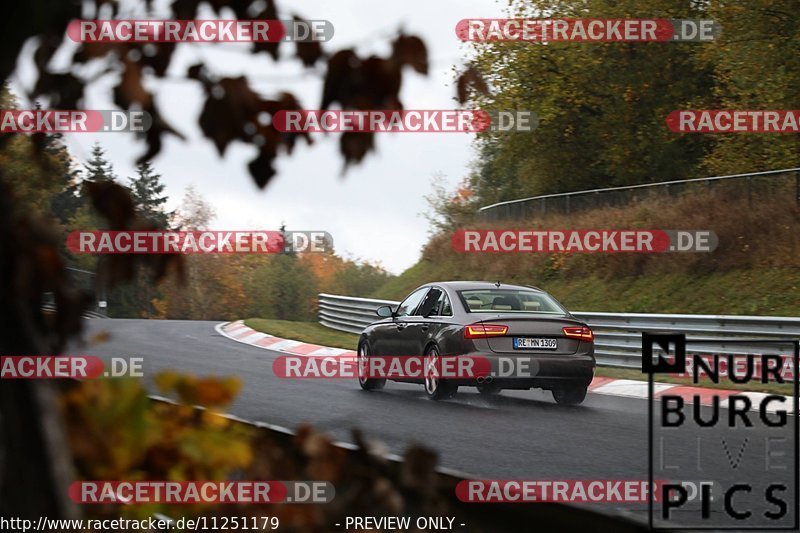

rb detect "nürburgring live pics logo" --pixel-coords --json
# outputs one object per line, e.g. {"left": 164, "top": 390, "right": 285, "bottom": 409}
{"left": 644, "top": 333, "right": 799, "bottom": 530}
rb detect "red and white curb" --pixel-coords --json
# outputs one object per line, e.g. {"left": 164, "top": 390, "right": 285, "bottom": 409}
{"left": 217, "top": 320, "right": 356, "bottom": 358}
{"left": 588, "top": 377, "right": 794, "bottom": 413}
{"left": 218, "top": 321, "right": 794, "bottom": 412}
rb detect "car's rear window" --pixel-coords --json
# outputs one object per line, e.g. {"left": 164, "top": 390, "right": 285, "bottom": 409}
{"left": 457, "top": 289, "right": 567, "bottom": 314}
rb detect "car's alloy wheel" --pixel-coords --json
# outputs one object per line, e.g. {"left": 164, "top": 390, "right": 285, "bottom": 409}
{"left": 552, "top": 384, "right": 587, "bottom": 405}
{"left": 357, "top": 342, "right": 385, "bottom": 391}
{"left": 424, "top": 345, "right": 457, "bottom": 400}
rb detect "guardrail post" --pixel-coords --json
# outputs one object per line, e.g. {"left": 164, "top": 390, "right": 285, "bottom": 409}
{"left": 796, "top": 171, "right": 799, "bottom": 207}
{"left": 747, "top": 176, "right": 752, "bottom": 207}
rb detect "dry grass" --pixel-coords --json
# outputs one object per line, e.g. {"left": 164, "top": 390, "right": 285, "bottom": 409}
{"left": 423, "top": 181, "right": 800, "bottom": 281}
{"left": 373, "top": 183, "right": 799, "bottom": 316}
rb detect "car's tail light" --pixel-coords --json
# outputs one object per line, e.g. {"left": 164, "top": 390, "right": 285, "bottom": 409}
{"left": 465, "top": 323, "right": 508, "bottom": 339}
{"left": 562, "top": 326, "right": 594, "bottom": 342}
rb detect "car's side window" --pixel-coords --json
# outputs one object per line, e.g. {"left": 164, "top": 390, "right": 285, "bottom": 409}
{"left": 415, "top": 288, "right": 442, "bottom": 317}
{"left": 396, "top": 288, "right": 429, "bottom": 317}
{"left": 417, "top": 288, "right": 453, "bottom": 317}
{"left": 438, "top": 291, "right": 453, "bottom": 316}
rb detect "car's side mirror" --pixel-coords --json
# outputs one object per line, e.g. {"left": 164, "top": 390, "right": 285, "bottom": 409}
{"left": 376, "top": 305, "right": 394, "bottom": 318}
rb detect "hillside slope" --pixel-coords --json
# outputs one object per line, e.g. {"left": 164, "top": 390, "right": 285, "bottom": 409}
{"left": 373, "top": 184, "right": 800, "bottom": 316}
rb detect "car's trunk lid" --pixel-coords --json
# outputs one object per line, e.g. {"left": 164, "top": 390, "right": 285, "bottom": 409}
{"left": 475, "top": 314, "right": 587, "bottom": 355}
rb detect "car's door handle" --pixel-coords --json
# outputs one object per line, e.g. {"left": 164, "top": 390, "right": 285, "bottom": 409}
{"left": 420, "top": 325, "right": 429, "bottom": 332}
{"left": 396, "top": 323, "right": 407, "bottom": 330}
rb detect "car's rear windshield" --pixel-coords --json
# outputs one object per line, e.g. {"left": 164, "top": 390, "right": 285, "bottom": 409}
{"left": 457, "top": 289, "right": 567, "bottom": 314}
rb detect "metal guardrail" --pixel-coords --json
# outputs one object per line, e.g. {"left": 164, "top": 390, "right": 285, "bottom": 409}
{"left": 41, "top": 302, "right": 108, "bottom": 319}
{"left": 318, "top": 293, "right": 399, "bottom": 334}
{"left": 40, "top": 267, "right": 108, "bottom": 318}
{"left": 318, "top": 293, "right": 800, "bottom": 368}
{"left": 477, "top": 168, "right": 800, "bottom": 221}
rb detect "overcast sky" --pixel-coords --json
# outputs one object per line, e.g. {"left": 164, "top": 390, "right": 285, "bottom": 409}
{"left": 13, "top": 0, "right": 508, "bottom": 274}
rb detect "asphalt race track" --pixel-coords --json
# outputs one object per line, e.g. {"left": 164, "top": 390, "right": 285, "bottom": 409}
{"left": 71, "top": 319, "right": 799, "bottom": 528}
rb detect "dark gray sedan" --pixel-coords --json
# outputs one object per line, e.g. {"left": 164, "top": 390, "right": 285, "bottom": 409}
{"left": 357, "top": 281, "right": 596, "bottom": 403}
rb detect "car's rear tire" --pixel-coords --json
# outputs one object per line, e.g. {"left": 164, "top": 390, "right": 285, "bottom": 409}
{"left": 357, "top": 342, "right": 385, "bottom": 391}
{"left": 424, "top": 345, "right": 457, "bottom": 400}
{"left": 476, "top": 382, "right": 501, "bottom": 395}
{"left": 552, "top": 384, "right": 587, "bottom": 405}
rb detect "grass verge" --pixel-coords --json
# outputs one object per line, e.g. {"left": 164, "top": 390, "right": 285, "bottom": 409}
{"left": 244, "top": 318, "right": 359, "bottom": 350}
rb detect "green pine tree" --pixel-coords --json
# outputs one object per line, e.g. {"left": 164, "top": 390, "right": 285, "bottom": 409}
{"left": 111, "top": 161, "right": 174, "bottom": 317}
{"left": 83, "top": 143, "right": 116, "bottom": 183}
{"left": 48, "top": 135, "right": 83, "bottom": 225}
{"left": 129, "top": 160, "right": 172, "bottom": 229}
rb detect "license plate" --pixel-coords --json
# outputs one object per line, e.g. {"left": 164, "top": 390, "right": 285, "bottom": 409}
{"left": 513, "top": 337, "right": 557, "bottom": 350}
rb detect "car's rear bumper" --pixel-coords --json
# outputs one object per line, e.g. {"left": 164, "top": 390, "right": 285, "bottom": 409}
{"left": 391, "top": 350, "right": 596, "bottom": 389}
{"left": 474, "top": 352, "right": 595, "bottom": 388}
